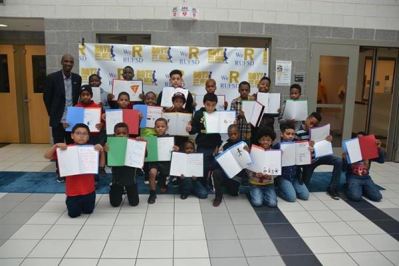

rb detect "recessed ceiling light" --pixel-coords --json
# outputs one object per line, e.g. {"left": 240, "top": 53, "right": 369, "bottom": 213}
{"left": 0, "top": 24, "right": 8, "bottom": 27}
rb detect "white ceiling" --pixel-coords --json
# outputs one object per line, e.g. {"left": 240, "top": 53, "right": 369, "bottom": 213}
{"left": 0, "top": 17, "right": 44, "bottom": 31}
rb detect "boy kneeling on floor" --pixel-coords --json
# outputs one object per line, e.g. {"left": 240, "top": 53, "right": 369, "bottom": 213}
{"left": 44, "top": 123, "right": 104, "bottom": 218}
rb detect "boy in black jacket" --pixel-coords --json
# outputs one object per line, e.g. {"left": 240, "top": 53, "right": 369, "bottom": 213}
{"left": 186, "top": 93, "right": 222, "bottom": 190}
{"left": 212, "top": 124, "right": 249, "bottom": 207}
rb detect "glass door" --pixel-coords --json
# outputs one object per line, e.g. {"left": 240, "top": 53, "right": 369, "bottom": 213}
{"left": 309, "top": 43, "right": 359, "bottom": 147}
{"left": 353, "top": 47, "right": 399, "bottom": 158}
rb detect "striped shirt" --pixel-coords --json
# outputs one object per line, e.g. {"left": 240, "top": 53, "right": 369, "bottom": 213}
{"left": 230, "top": 95, "right": 255, "bottom": 143}
{"left": 295, "top": 123, "right": 310, "bottom": 141}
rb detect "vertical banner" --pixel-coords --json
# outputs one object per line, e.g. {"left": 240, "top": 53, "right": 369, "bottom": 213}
{"left": 79, "top": 44, "right": 269, "bottom": 105}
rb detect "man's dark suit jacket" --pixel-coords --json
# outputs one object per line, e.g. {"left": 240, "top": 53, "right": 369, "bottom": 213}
{"left": 43, "top": 70, "right": 82, "bottom": 127}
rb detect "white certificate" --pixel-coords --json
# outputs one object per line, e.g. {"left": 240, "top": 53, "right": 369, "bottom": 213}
{"left": 314, "top": 140, "right": 333, "bottom": 158}
{"left": 57, "top": 145, "right": 99, "bottom": 177}
{"left": 204, "top": 111, "right": 236, "bottom": 134}
{"left": 310, "top": 124, "right": 330, "bottom": 142}
{"left": 160, "top": 87, "right": 189, "bottom": 107}
{"left": 248, "top": 146, "right": 282, "bottom": 175}
{"left": 124, "top": 139, "right": 146, "bottom": 168}
{"left": 105, "top": 110, "right": 123, "bottom": 135}
{"left": 83, "top": 108, "right": 101, "bottom": 133}
{"left": 162, "top": 112, "right": 192, "bottom": 136}
{"left": 157, "top": 137, "right": 175, "bottom": 161}
{"left": 112, "top": 79, "right": 143, "bottom": 102}
{"left": 282, "top": 100, "right": 308, "bottom": 121}
{"left": 256, "top": 92, "right": 280, "bottom": 114}
{"left": 344, "top": 138, "right": 362, "bottom": 164}
{"left": 216, "top": 141, "right": 251, "bottom": 178}
{"left": 295, "top": 141, "right": 312, "bottom": 165}
{"left": 280, "top": 143, "right": 296, "bottom": 167}
{"left": 281, "top": 142, "right": 312, "bottom": 167}
{"left": 91, "top": 87, "right": 102, "bottom": 104}
{"left": 146, "top": 106, "right": 163, "bottom": 128}
{"left": 241, "top": 100, "right": 264, "bottom": 127}
{"left": 170, "top": 152, "right": 203, "bottom": 177}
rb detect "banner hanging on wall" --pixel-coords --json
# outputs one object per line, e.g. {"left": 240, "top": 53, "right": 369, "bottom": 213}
{"left": 79, "top": 43, "right": 269, "bottom": 105}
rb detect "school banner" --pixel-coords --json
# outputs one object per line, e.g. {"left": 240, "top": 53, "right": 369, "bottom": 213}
{"left": 79, "top": 43, "right": 269, "bottom": 104}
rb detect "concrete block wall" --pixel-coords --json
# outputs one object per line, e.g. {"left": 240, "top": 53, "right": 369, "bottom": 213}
{"left": 1, "top": 1, "right": 399, "bottom": 30}
{"left": 44, "top": 19, "right": 399, "bottom": 98}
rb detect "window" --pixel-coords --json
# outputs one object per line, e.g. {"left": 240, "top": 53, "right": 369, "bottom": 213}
{"left": 219, "top": 36, "right": 271, "bottom": 48}
{"left": 96, "top": 34, "right": 151, "bottom": 45}
{"left": 32, "top": 55, "right": 46, "bottom": 93}
{"left": 0, "top": 54, "right": 10, "bottom": 93}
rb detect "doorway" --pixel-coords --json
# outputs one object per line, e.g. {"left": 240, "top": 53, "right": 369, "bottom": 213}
{"left": 309, "top": 43, "right": 359, "bottom": 147}
{"left": 0, "top": 45, "right": 19, "bottom": 143}
{"left": 25, "top": 45, "right": 49, "bottom": 143}
{"left": 353, "top": 47, "right": 399, "bottom": 159}
{"left": 0, "top": 45, "right": 48, "bottom": 144}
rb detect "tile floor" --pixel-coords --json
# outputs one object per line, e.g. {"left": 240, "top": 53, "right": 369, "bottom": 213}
{"left": 0, "top": 144, "right": 398, "bottom": 265}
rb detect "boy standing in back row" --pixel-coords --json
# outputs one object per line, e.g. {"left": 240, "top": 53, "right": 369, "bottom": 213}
{"left": 157, "top": 69, "right": 195, "bottom": 113}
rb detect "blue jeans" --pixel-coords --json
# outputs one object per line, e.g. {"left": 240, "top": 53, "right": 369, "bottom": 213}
{"left": 302, "top": 155, "right": 343, "bottom": 190}
{"left": 277, "top": 177, "right": 309, "bottom": 202}
{"left": 249, "top": 185, "right": 277, "bottom": 207}
{"left": 179, "top": 178, "right": 208, "bottom": 199}
{"left": 346, "top": 176, "right": 382, "bottom": 202}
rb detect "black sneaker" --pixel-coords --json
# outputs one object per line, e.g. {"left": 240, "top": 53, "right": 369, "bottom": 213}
{"left": 213, "top": 197, "right": 222, "bottom": 207}
{"left": 327, "top": 187, "right": 340, "bottom": 200}
{"left": 180, "top": 194, "right": 188, "bottom": 200}
{"left": 56, "top": 177, "right": 65, "bottom": 183}
{"left": 148, "top": 193, "right": 157, "bottom": 204}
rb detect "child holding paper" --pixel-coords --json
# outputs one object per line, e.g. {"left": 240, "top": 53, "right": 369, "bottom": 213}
{"left": 107, "top": 66, "right": 137, "bottom": 107}
{"left": 88, "top": 73, "right": 111, "bottom": 109}
{"left": 105, "top": 122, "right": 140, "bottom": 207}
{"left": 187, "top": 93, "right": 222, "bottom": 190}
{"left": 205, "top": 79, "right": 228, "bottom": 110}
{"left": 147, "top": 118, "right": 179, "bottom": 204}
{"left": 157, "top": 69, "right": 194, "bottom": 113}
{"left": 212, "top": 124, "right": 249, "bottom": 207}
{"left": 254, "top": 76, "right": 274, "bottom": 126}
{"left": 44, "top": 123, "right": 104, "bottom": 218}
{"left": 247, "top": 127, "right": 278, "bottom": 207}
{"left": 274, "top": 122, "right": 310, "bottom": 202}
{"left": 74, "top": 85, "right": 104, "bottom": 145}
{"left": 231, "top": 81, "right": 255, "bottom": 144}
{"left": 164, "top": 92, "right": 191, "bottom": 149}
{"left": 138, "top": 91, "right": 159, "bottom": 137}
{"left": 344, "top": 132, "right": 384, "bottom": 202}
{"left": 296, "top": 112, "right": 342, "bottom": 200}
{"left": 177, "top": 140, "right": 208, "bottom": 200}
{"left": 278, "top": 83, "right": 303, "bottom": 130}
{"left": 165, "top": 92, "right": 188, "bottom": 113}
{"left": 116, "top": 91, "right": 133, "bottom": 110}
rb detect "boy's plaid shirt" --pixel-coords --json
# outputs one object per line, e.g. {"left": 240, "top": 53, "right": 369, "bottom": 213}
{"left": 230, "top": 95, "right": 255, "bottom": 141}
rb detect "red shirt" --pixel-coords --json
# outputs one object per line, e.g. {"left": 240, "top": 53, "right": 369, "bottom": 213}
{"left": 65, "top": 174, "right": 95, "bottom": 197}
{"left": 75, "top": 100, "right": 101, "bottom": 108}
{"left": 53, "top": 149, "right": 96, "bottom": 197}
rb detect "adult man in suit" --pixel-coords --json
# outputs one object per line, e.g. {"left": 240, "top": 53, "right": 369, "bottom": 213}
{"left": 43, "top": 54, "right": 82, "bottom": 182}
{"left": 43, "top": 54, "right": 82, "bottom": 144}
